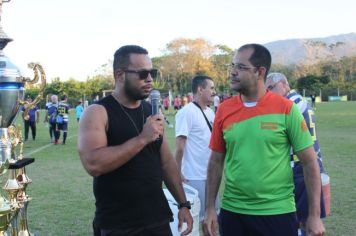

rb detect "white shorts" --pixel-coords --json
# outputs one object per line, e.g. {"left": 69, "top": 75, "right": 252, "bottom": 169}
{"left": 185, "top": 179, "right": 220, "bottom": 222}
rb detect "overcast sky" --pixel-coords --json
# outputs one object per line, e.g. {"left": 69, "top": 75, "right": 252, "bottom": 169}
{"left": 2, "top": 0, "right": 355, "bottom": 81}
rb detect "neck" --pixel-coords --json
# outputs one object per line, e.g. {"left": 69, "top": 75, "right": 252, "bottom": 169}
{"left": 241, "top": 86, "right": 266, "bottom": 103}
{"left": 112, "top": 89, "right": 141, "bottom": 108}
{"left": 194, "top": 96, "right": 207, "bottom": 109}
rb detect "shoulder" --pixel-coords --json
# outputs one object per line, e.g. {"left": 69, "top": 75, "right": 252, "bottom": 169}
{"left": 82, "top": 104, "right": 107, "bottom": 123}
{"left": 265, "top": 91, "right": 293, "bottom": 106}
{"left": 178, "top": 103, "right": 197, "bottom": 115}
{"left": 217, "top": 95, "right": 240, "bottom": 114}
{"left": 287, "top": 90, "right": 308, "bottom": 113}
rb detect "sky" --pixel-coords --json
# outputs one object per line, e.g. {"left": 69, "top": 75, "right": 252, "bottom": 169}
{"left": 2, "top": 0, "right": 355, "bottom": 81}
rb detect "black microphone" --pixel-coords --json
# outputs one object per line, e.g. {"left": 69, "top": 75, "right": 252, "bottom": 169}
{"left": 150, "top": 90, "right": 162, "bottom": 141}
{"left": 150, "top": 90, "right": 161, "bottom": 116}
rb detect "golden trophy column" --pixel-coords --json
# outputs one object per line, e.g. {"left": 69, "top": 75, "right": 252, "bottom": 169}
{"left": 0, "top": 0, "right": 46, "bottom": 235}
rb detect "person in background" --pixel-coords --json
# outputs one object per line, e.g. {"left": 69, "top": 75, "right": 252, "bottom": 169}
{"left": 163, "top": 95, "right": 170, "bottom": 111}
{"left": 182, "top": 95, "right": 188, "bottom": 107}
{"left": 22, "top": 96, "right": 39, "bottom": 141}
{"left": 174, "top": 95, "right": 181, "bottom": 111}
{"left": 266, "top": 72, "right": 327, "bottom": 236}
{"left": 175, "top": 75, "right": 219, "bottom": 224}
{"left": 78, "top": 45, "right": 193, "bottom": 236}
{"left": 76, "top": 100, "right": 84, "bottom": 122}
{"left": 311, "top": 93, "right": 316, "bottom": 109}
{"left": 44, "top": 94, "right": 59, "bottom": 143}
{"left": 187, "top": 93, "right": 193, "bottom": 103}
{"left": 54, "top": 95, "right": 70, "bottom": 145}
{"left": 204, "top": 44, "right": 325, "bottom": 236}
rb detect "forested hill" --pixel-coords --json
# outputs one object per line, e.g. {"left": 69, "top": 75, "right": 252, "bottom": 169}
{"left": 265, "top": 32, "right": 356, "bottom": 65}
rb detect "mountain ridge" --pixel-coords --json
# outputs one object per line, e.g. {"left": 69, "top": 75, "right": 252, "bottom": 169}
{"left": 264, "top": 32, "right": 356, "bottom": 65}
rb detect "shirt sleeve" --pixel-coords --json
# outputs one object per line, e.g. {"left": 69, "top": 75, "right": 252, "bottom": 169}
{"left": 286, "top": 103, "right": 314, "bottom": 152}
{"left": 209, "top": 107, "right": 226, "bottom": 153}
{"left": 175, "top": 107, "right": 192, "bottom": 138}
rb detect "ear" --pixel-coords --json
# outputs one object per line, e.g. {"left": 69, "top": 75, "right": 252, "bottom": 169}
{"left": 115, "top": 70, "right": 125, "bottom": 82}
{"left": 197, "top": 86, "right": 203, "bottom": 95}
{"left": 257, "top": 67, "right": 267, "bottom": 80}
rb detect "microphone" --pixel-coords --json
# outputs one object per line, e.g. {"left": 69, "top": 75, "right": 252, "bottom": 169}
{"left": 150, "top": 90, "right": 161, "bottom": 116}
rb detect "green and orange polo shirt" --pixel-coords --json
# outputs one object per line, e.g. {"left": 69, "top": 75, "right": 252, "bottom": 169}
{"left": 209, "top": 91, "right": 313, "bottom": 215}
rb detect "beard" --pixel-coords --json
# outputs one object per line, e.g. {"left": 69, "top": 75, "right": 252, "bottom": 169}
{"left": 230, "top": 76, "right": 257, "bottom": 96}
{"left": 124, "top": 78, "right": 149, "bottom": 101}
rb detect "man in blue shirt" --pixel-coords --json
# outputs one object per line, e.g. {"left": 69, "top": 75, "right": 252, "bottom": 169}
{"left": 22, "top": 96, "right": 40, "bottom": 141}
{"left": 44, "top": 94, "right": 58, "bottom": 143}
{"left": 75, "top": 100, "right": 84, "bottom": 122}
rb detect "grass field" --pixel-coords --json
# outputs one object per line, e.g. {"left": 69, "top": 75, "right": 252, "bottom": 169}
{"left": 6, "top": 101, "right": 356, "bottom": 235}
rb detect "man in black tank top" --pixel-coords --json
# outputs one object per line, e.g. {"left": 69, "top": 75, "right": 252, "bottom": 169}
{"left": 78, "top": 45, "right": 193, "bottom": 236}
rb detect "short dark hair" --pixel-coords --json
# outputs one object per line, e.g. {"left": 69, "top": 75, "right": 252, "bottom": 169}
{"left": 238, "top": 44, "right": 271, "bottom": 79}
{"left": 113, "top": 45, "right": 148, "bottom": 73}
{"left": 191, "top": 75, "right": 213, "bottom": 94}
{"left": 61, "top": 95, "right": 67, "bottom": 101}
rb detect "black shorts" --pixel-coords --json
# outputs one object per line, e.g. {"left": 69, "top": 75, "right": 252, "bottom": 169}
{"left": 94, "top": 221, "right": 172, "bottom": 236}
{"left": 57, "top": 122, "right": 68, "bottom": 131}
{"left": 219, "top": 209, "right": 298, "bottom": 236}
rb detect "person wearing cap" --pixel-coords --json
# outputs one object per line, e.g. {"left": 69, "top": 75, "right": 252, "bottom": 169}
{"left": 266, "top": 72, "right": 327, "bottom": 236}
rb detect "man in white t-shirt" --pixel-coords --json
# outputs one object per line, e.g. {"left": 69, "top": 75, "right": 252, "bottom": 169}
{"left": 213, "top": 94, "right": 220, "bottom": 112}
{"left": 175, "top": 75, "right": 219, "bottom": 222}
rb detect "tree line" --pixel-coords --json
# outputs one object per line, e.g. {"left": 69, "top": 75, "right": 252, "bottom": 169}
{"left": 25, "top": 38, "right": 356, "bottom": 107}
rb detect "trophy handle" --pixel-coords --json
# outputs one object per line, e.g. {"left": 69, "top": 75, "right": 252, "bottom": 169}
{"left": 19, "top": 63, "right": 47, "bottom": 120}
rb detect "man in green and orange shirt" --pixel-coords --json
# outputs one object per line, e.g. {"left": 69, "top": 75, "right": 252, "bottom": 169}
{"left": 203, "top": 44, "right": 325, "bottom": 236}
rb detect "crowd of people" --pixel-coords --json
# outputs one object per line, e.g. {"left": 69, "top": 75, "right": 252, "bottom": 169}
{"left": 76, "top": 44, "right": 327, "bottom": 236}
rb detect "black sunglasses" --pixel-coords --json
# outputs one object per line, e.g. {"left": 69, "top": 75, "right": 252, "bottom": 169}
{"left": 124, "top": 69, "right": 158, "bottom": 80}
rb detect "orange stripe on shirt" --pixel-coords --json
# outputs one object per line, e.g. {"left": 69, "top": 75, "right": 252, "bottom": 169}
{"left": 209, "top": 91, "right": 294, "bottom": 153}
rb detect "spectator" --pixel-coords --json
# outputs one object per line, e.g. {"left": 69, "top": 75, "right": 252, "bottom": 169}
{"left": 22, "top": 96, "right": 39, "bottom": 141}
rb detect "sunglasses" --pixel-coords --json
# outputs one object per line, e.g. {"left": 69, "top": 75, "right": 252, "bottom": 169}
{"left": 124, "top": 69, "right": 158, "bottom": 80}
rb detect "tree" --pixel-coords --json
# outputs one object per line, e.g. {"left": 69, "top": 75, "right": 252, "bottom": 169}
{"left": 156, "top": 38, "right": 217, "bottom": 94}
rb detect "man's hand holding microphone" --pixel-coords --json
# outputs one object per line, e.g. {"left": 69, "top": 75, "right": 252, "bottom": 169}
{"left": 138, "top": 90, "right": 164, "bottom": 145}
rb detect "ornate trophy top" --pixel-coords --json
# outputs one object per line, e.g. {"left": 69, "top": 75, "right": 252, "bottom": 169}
{"left": 0, "top": 0, "right": 13, "bottom": 50}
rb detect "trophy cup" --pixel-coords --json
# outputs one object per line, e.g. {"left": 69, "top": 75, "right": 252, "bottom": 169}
{"left": 0, "top": 0, "right": 46, "bottom": 235}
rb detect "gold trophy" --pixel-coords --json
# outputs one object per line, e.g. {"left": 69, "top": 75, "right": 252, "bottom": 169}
{"left": 0, "top": 0, "right": 46, "bottom": 235}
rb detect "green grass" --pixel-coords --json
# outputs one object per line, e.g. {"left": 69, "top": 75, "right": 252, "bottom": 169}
{"left": 4, "top": 102, "right": 356, "bottom": 235}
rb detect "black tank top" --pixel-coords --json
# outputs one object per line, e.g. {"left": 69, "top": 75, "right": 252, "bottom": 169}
{"left": 93, "top": 95, "right": 172, "bottom": 229}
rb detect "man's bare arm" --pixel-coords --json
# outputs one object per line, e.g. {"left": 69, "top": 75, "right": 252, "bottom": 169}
{"left": 174, "top": 136, "right": 187, "bottom": 180}
{"left": 297, "top": 146, "right": 325, "bottom": 235}
{"left": 160, "top": 136, "right": 193, "bottom": 235}
{"left": 78, "top": 104, "right": 163, "bottom": 177}
{"left": 204, "top": 151, "right": 225, "bottom": 236}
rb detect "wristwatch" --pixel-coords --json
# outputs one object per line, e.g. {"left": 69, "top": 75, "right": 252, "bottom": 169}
{"left": 178, "top": 201, "right": 191, "bottom": 210}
